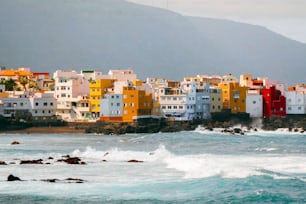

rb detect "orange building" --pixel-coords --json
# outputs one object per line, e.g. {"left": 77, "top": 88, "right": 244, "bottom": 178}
{"left": 219, "top": 82, "right": 247, "bottom": 114}
{"left": 122, "top": 86, "right": 153, "bottom": 122}
{"left": 0, "top": 68, "right": 33, "bottom": 80}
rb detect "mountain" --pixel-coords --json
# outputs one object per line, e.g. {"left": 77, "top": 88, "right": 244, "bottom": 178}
{"left": 0, "top": 0, "right": 305, "bottom": 84}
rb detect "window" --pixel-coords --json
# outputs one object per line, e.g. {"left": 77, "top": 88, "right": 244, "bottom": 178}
{"left": 179, "top": 106, "right": 183, "bottom": 109}
{"left": 44, "top": 102, "right": 48, "bottom": 106}
{"left": 35, "top": 102, "right": 39, "bottom": 106}
{"left": 162, "top": 106, "right": 166, "bottom": 109}
{"left": 288, "top": 107, "right": 292, "bottom": 110}
{"left": 117, "top": 103, "right": 120, "bottom": 106}
{"left": 20, "top": 102, "right": 24, "bottom": 107}
{"left": 173, "top": 106, "right": 177, "bottom": 109}
{"left": 168, "top": 106, "right": 172, "bottom": 109}
{"left": 50, "top": 102, "right": 53, "bottom": 106}
{"left": 253, "top": 101, "right": 256, "bottom": 104}
{"left": 298, "top": 107, "right": 302, "bottom": 110}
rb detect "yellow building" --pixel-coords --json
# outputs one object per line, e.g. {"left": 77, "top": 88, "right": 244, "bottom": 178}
{"left": 89, "top": 79, "right": 116, "bottom": 117}
{"left": 122, "top": 86, "right": 153, "bottom": 122}
{"left": 210, "top": 89, "right": 222, "bottom": 113}
{"left": 219, "top": 82, "right": 247, "bottom": 114}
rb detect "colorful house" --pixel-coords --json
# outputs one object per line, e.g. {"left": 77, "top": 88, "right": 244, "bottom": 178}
{"left": 285, "top": 85, "right": 306, "bottom": 114}
{"left": 210, "top": 89, "right": 222, "bottom": 113}
{"left": 261, "top": 86, "right": 286, "bottom": 118}
{"left": 89, "top": 79, "right": 116, "bottom": 118}
{"left": 100, "top": 94, "right": 123, "bottom": 122}
{"left": 122, "top": 86, "right": 153, "bottom": 122}
{"left": 219, "top": 82, "right": 247, "bottom": 114}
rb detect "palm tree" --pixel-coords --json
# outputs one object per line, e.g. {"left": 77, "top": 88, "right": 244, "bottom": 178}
{"left": 4, "top": 79, "right": 17, "bottom": 91}
{"left": 18, "top": 76, "right": 28, "bottom": 91}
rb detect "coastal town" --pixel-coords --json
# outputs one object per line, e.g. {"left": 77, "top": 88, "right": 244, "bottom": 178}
{"left": 0, "top": 67, "right": 305, "bottom": 130}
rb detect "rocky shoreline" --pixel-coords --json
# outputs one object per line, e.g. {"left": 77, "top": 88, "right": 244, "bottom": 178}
{"left": 1, "top": 115, "right": 305, "bottom": 135}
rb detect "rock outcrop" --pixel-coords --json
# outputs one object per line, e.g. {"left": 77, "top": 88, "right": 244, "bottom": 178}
{"left": 7, "top": 174, "right": 21, "bottom": 181}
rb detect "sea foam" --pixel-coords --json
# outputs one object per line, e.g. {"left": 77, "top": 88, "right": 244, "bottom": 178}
{"left": 70, "top": 145, "right": 306, "bottom": 180}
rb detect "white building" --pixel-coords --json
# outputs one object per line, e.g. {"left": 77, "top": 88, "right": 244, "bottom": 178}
{"left": 159, "top": 81, "right": 197, "bottom": 121}
{"left": 0, "top": 91, "right": 57, "bottom": 120}
{"left": 108, "top": 69, "right": 137, "bottom": 81}
{"left": 246, "top": 94, "right": 263, "bottom": 118}
{"left": 285, "top": 91, "right": 306, "bottom": 114}
{"left": 53, "top": 70, "right": 101, "bottom": 121}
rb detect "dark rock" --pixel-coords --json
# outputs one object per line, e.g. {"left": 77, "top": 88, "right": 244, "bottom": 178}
{"left": 20, "top": 159, "right": 43, "bottom": 164}
{"left": 128, "top": 159, "right": 144, "bottom": 163}
{"left": 7, "top": 174, "right": 21, "bottom": 181}
{"left": 0, "top": 161, "right": 7, "bottom": 165}
{"left": 65, "top": 178, "right": 85, "bottom": 183}
{"left": 41, "top": 179, "right": 59, "bottom": 183}
{"left": 233, "top": 128, "right": 242, "bottom": 134}
{"left": 9, "top": 162, "right": 16, "bottom": 164}
{"left": 205, "top": 127, "right": 213, "bottom": 131}
{"left": 11, "top": 141, "right": 20, "bottom": 145}
{"left": 102, "top": 160, "right": 107, "bottom": 162}
{"left": 48, "top": 157, "right": 54, "bottom": 160}
{"left": 58, "top": 157, "right": 83, "bottom": 164}
{"left": 80, "top": 161, "right": 86, "bottom": 165}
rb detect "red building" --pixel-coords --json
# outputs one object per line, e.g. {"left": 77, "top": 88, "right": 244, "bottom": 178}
{"left": 261, "top": 86, "right": 286, "bottom": 118}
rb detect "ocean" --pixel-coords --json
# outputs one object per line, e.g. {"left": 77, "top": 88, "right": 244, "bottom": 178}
{"left": 0, "top": 128, "right": 305, "bottom": 203}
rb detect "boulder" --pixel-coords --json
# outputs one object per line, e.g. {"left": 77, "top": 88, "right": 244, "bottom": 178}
{"left": 7, "top": 174, "right": 21, "bottom": 181}
{"left": 58, "top": 157, "right": 85, "bottom": 164}
{"left": 65, "top": 178, "right": 85, "bottom": 183}
{"left": 0, "top": 161, "right": 7, "bottom": 165}
{"left": 20, "top": 159, "right": 43, "bottom": 164}
{"left": 233, "top": 128, "right": 242, "bottom": 134}
{"left": 41, "top": 179, "right": 59, "bottom": 183}
{"left": 11, "top": 141, "right": 20, "bottom": 145}
{"left": 128, "top": 159, "right": 144, "bottom": 163}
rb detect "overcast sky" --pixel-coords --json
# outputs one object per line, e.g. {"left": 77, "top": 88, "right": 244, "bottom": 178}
{"left": 127, "top": 0, "right": 306, "bottom": 43}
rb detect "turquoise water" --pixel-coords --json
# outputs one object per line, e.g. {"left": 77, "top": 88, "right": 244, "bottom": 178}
{"left": 0, "top": 128, "right": 305, "bottom": 203}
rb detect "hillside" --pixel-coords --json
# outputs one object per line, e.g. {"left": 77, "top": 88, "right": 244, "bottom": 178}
{"left": 0, "top": 0, "right": 305, "bottom": 84}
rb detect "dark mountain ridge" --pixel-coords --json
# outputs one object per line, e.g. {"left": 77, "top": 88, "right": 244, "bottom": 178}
{"left": 0, "top": 0, "right": 305, "bottom": 84}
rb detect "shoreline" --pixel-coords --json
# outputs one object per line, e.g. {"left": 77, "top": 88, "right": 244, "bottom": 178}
{"left": 0, "top": 126, "right": 86, "bottom": 134}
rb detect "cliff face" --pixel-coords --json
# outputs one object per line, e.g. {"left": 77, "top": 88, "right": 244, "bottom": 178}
{"left": 1, "top": 0, "right": 306, "bottom": 83}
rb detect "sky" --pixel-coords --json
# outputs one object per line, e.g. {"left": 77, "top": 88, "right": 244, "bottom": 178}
{"left": 127, "top": 0, "right": 306, "bottom": 43}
